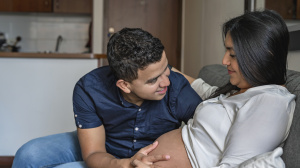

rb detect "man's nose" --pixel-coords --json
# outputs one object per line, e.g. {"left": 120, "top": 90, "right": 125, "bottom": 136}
{"left": 160, "top": 75, "right": 170, "bottom": 87}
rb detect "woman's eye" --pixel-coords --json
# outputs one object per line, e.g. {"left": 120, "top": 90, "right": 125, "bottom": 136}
{"left": 230, "top": 54, "right": 236, "bottom": 58}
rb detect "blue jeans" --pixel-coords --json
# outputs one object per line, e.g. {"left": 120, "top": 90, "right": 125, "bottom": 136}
{"left": 12, "top": 131, "right": 87, "bottom": 168}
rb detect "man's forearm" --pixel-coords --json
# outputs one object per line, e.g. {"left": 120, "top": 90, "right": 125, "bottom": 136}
{"left": 85, "top": 152, "right": 132, "bottom": 168}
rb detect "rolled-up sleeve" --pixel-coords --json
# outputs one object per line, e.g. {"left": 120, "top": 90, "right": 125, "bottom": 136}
{"left": 73, "top": 82, "right": 102, "bottom": 129}
{"left": 191, "top": 78, "right": 218, "bottom": 100}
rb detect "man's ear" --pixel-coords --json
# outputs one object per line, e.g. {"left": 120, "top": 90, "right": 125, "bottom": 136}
{"left": 116, "top": 79, "right": 131, "bottom": 93}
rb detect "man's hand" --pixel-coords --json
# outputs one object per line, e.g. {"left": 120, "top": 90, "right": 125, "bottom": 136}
{"left": 130, "top": 141, "right": 170, "bottom": 168}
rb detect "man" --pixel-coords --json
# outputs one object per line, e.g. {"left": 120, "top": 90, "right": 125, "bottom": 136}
{"left": 12, "top": 28, "right": 201, "bottom": 168}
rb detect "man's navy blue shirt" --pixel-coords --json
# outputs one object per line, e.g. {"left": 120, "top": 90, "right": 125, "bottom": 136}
{"left": 73, "top": 66, "right": 202, "bottom": 158}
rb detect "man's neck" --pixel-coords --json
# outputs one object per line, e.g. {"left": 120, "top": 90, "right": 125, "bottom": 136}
{"left": 121, "top": 91, "right": 144, "bottom": 107}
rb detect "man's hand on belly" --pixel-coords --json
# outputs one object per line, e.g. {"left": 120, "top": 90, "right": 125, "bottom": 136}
{"left": 131, "top": 141, "right": 170, "bottom": 167}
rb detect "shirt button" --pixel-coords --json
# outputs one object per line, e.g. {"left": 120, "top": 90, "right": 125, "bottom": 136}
{"left": 138, "top": 108, "right": 141, "bottom": 111}
{"left": 135, "top": 127, "right": 139, "bottom": 131}
{"left": 74, "top": 114, "right": 77, "bottom": 117}
{"left": 133, "top": 139, "right": 137, "bottom": 142}
{"left": 79, "top": 124, "right": 82, "bottom": 128}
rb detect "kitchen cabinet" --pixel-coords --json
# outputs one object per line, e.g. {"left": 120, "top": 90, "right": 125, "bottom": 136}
{"left": 0, "top": 0, "right": 52, "bottom": 13}
{"left": 298, "top": 0, "right": 300, "bottom": 18}
{"left": 53, "top": 0, "right": 92, "bottom": 14}
{"left": 13, "top": 0, "right": 52, "bottom": 12}
{"left": 0, "top": 0, "right": 13, "bottom": 12}
{"left": 265, "top": 0, "right": 300, "bottom": 19}
{"left": 0, "top": 0, "right": 91, "bottom": 14}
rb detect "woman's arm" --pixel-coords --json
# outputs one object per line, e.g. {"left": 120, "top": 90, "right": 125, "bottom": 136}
{"left": 190, "top": 78, "right": 218, "bottom": 100}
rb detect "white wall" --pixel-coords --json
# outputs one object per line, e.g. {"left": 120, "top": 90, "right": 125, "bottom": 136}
{"left": 288, "top": 51, "right": 300, "bottom": 72}
{"left": 181, "top": 0, "right": 203, "bottom": 77}
{"left": 0, "top": 13, "right": 91, "bottom": 53}
{"left": 0, "top": 58, "right": 98, "bottom": 155}
{"left": 182, "top": 0, "right": 244, "bottom": 78}
{"left": 92, "top": 0, "right": 104, "bottom": 54}
{"left": 200, "top": 0, "right": 244, "bottom": 70}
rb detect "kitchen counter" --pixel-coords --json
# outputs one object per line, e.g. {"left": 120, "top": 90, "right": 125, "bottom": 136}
{"left": 0, "top": 52, "right": 106, "bottom": 59}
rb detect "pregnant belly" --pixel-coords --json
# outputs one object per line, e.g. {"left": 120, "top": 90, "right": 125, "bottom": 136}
{"left": 148, "top": 128, "right": 192, "bottom": 168}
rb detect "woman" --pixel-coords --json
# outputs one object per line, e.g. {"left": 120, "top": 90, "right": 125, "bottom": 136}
{"left": 132, "top": 10, "right": 296, "bottom": 168}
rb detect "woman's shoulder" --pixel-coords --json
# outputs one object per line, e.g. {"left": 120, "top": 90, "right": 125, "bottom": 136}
{"left": 237, "top": 85, "right": 296, "bottom": 108}
{"left": 224, "top": 85, "right": 295, "bottom": 108}
{"left": 247, "top": 85, "right": 294, "bottom": 98}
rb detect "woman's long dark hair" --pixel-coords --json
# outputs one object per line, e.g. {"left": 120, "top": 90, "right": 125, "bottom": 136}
{"left": 210, "top": 10, "right": 289, "bottom": 98}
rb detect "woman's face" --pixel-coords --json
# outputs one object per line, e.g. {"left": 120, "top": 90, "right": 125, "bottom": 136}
{"left": 222, "top": 32, "right": 251, "bottom": 91}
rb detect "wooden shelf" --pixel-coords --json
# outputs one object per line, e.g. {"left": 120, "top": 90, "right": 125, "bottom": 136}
{"left": 0, "top": 52, "right": 106, "bottom": 59}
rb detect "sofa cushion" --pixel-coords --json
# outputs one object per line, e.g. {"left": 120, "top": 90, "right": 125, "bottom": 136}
{"left": 281, "top": 70, "right": 300, "bottom": 168}
{"left": 197, "top": 64, "right": 229, "bottom": 87}
{"left": 198, "top": 64, "right": 300, "bottom": 167}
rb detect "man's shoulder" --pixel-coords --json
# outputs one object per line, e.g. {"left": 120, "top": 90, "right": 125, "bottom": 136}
{"left": 86, "top": 65, "right": 111, "bottom": 77}
{"left": 78, "top": 66, "right": 115, "bottom": 87}
{"left": 168, "top": 70, "right": 201, "bottom": 99}
{"left": 169, "top": 70, "right": 190, "bottom": 89}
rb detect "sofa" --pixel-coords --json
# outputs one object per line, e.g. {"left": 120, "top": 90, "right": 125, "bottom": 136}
{"left": 198, "top": 64, "right": 300, "bottom": 168}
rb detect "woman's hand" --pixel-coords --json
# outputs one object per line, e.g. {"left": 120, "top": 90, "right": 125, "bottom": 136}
{"left": 130, "top": 141, "right": 170, "bottom": 168}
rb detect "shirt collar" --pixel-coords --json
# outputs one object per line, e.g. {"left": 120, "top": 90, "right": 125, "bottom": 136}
{"left": 117, "top": 88, "right": 137, "bottom": 107}
{"left": 117, "top": 88, "right": 153, "bottom": 108}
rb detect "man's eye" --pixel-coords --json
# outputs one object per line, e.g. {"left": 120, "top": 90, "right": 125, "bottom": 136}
{"left": 150, "top": 79, "right": 157, "bottom": 84}
{"left": 230, "top": 54, "right": 236, "bottom": 58}
{"left": 147, "top": 78, "right": 157, "bottom": 84}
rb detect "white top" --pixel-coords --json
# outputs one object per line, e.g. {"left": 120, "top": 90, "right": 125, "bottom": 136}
{"left": 182, "top": 78, "right": 296, "bottom": 168}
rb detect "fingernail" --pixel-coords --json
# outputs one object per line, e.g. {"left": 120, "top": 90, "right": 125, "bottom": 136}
{"left": 166, "top": 155, "right": 170, "bottom": 159}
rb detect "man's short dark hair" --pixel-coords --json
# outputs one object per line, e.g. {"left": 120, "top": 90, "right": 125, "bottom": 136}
{"left": 107, "top": 28, "right": 164, "bottom": 82}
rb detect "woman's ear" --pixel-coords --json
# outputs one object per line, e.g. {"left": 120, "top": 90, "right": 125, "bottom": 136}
{"left": 116, "top": 79, "right": 131, "bottom": 93}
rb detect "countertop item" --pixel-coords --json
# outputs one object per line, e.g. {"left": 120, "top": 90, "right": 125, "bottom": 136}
{"left": 0, "top": 32, "right": 6, "bottom": 49}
